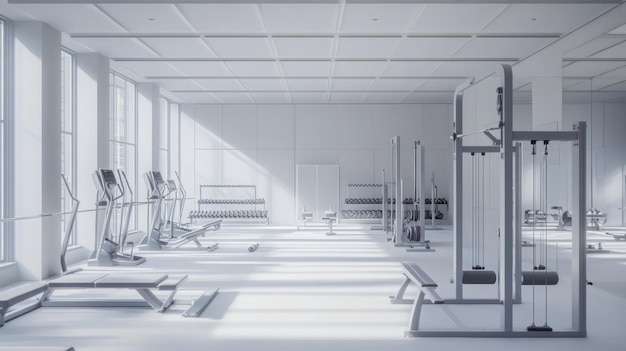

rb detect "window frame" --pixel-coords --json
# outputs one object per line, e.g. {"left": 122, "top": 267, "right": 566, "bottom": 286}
{"left": 109, "top": 71, "right": 138, "bottom": 231}
{"left": 1, "top": 17, "right": 14, "bottom": 263}
{"left": 60, "top": 48, "right": 77, "bottom": 246}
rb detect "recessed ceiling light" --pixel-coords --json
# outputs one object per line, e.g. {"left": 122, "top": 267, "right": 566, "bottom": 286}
{"left": 148, "top": 17, "right": 156, "bottom": 21}
{"left": 532, "top": 18, "right": 537, "bottom": 21}
{"left": 372, "top": 18, "right": 379, "bottom": 22}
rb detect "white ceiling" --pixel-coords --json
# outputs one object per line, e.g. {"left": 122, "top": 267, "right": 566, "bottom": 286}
{"left": 2, "top": 0, "right": 625, "bottom": 104}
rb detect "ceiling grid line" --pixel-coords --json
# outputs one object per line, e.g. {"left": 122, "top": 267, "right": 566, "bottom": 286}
{"left": 327, "top": 0, "right": 346, "bottom": 103}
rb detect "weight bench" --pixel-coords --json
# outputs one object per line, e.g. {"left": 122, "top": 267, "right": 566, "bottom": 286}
{"left": 164, "top": 220, "right": 222, "bottom": 251}
{"left": 41, "top": 273, "right": 218, "bottom": 316}
{"left": 390, "top": 262, "right": 444, "bottom": 336}
{"left": 0, "top": 281, "right": 48, "bottom": 327}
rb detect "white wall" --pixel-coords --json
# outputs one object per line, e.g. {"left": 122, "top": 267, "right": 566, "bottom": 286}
{"left": 182, "top": 103, "right": 452, "bottom": 225}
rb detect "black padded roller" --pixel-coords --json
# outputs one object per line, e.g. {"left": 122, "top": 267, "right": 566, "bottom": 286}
{"left": 521, "top": 271, "right": 559, "bottom": 285}
{"left": 462, "top": 270, "right": 497, "bottom": 284}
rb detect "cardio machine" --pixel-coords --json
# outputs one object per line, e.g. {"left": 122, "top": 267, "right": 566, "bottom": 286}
{"left": 88, "top": 169, "right": 145, "bottom": 266}
{"left": 139, "top": 170, "right": 220, "bottom": 251}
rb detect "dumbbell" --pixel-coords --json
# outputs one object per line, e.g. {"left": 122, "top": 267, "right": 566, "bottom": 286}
{"left": 248, "top": 243, "right": 260, "bottom": 252}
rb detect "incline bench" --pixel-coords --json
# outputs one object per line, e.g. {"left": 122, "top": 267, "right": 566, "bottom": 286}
{"left": 390, "top": 262, "right": 444, "bottom": 335}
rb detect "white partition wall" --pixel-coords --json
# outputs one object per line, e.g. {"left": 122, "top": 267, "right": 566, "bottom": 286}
{"left": 296, "top": 165, "right": 339, "bottom": 222}
{"left": 183, "top": 103, "right": 451, "bottom": 225}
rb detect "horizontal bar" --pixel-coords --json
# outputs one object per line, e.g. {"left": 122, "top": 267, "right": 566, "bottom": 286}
{"left": 406, "top": 330, "right": 586, "bottom": 338}
{"left": 462, "top": 146, "right": 500, "bottom": 153}
{"left": 512, "top": 131, "right": 579, "bottom": 142}
{"left": 0, "top": 201, "right": 153, "bottom": 223}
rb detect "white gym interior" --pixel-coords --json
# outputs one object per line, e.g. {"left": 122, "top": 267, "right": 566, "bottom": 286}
{"left": 0, "top": 1, "right": 625, "bottom": 350}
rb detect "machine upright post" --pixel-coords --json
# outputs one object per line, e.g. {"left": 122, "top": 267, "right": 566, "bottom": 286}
{"left": 394, "top": 136, "right": 402, "bottom": 245}
{"left": 572, "top": 122, "right": 587, "bottom": 335}
{"left": 499, "top": 65, "right": 514, "bottom": 333}
{"left": 453, "top": 90, "right": 464, "bottom": 300}
{"left": 514, "top": 142, "right": 522, "bottom": 303}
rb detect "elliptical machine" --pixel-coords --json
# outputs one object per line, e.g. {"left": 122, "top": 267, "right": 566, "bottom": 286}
{"left": 88, "top": 169, "right": 145, "bottom": 266}
{"left": 140, "top": 170, "right": 219, "bottom": 251}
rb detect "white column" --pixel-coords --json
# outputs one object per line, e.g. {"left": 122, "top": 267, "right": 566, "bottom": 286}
{"left": 75, "top": 53, "right": 110, "bottom": 255}
{"left": 532, "top": 77, "right": 563, "bottom": 131}
{"left": 13, "top": 21, "right": 62, "bottom": 279}
{"left": 137, "top": 83, "right": 160, "bottom": 228}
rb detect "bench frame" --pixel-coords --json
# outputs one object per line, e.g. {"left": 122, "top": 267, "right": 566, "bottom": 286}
{"left": 0, "top": 282, "right": 48, "bottom": 327}
{"left": 389, "top": 262, "right": 443, "bottom": 334}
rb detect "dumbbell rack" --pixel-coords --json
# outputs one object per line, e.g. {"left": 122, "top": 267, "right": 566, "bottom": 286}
{"left": 341, "top": 184, "right": 384, "bottom": 223}
{"left": 190, "top": 184, "right": 269, "bottom": 224}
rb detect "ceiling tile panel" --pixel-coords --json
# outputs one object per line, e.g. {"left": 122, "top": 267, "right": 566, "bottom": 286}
{"left": 453, "top": 37, "right": 554, "bottom": 59}
{"left": 337, "top": 37, "right": 401, "bottom": 58}
{"left": 169, "top": 61, "right": 232, "bottom": 77}
{"left": 142, "top": 37, "right": 215, "bottom": 58}
{"left": 250, "top": 92, "right": 291, "bottom": 103}
{"left": 331, "top": 78, "right": 375, "bottom": 91}
{"left": 404, "top": 92, "right": 453, "bottom": 103}
{"left": 259, "top": 4, "right": 339, "bottom": 33}
{"left": 177, "top": 4, "right": 265, "bottom": 33}
{"left": 329, "top": 93, "right": 366, "bottom": 103}
{"left": 394, "top": 37, "right": 470, "bottom": 59}
{"left": 341, "top": 4, "right": 424, "bottom": 33}
{"left": 151, "top": 79, "right": 203, "bottom": 91}
{"left": 562, "top": 61, "right": 626, "bottom": 78}
{"left": 273, "top": 37, "right": 334, "bottom": 59}
{"left": 98, "top": 4, "right": 195, "bottom": 33}
{"left": 411, "top": 4, "right": 507, "bottom": 33}
{"left": 17, "top": 4, "right": 125, "bottom": 33}
{"left": 382, "top": 61, "right": 441, "bottom": 77}
{"left": 195, "top": 79, "right": 244, "bottom": 91}
{"left": 226, "top": 61, "right": 281, "bottom": 77}
{"left": 281, "top": 61, "right": 331, "bottom": 77}
{"left": 432, "top": 61, "right": 499, "bottom": 77}
{"left": 482, "top": 4, "right": 614, "bottom": 34}
{"left": 239, "top": 78, "right": 285, "bottom": 91}
{"left": 204, "top": 37, "right": 274, "bottom": 59}
{"left": 285, "top": 78, "right": 328, "bottom": 91}
{"left": 333, "top": 61, "right": 387, "bottom": 77}
{"left": 74, "top": 38, "right": 159, "bottom": 58}
{"left": 592, "top": 41, "right": 626, "bottom": 59}
{"left": 119, "top": 61, "right": 182, "bottom": 77}
{"left": 365, "top": 92, "right": 405, "bottom": 103}
{"left": 175, "top": 92, "right": 219, "bottom": 104}
{"left": 417, "top": 79, "right": 466, "bottom": 91}
{"left": 291, "top": 92, "right": 327, "bottom": 103}
{"left": 565, "top": 37, "right": 625, "bottom": 59}
{"left": 211, "top": 92, "right": 253, "bottom": 103}
{"left": 372, "top": 78, "right": 424, "bottom": 91}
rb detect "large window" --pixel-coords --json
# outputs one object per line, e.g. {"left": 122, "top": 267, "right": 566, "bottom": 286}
{"left": 60, "top": 49, "right": 76, "bottom": 245}
{"left": 159, "top": 97, "right": 169, "bottom": 178}
{"left": 109, "top": 72, "right": 137, "bottom": 229}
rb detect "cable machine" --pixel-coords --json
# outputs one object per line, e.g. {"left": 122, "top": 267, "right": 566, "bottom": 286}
{"left": 389, "top": 136, "right": 432, "bottom": 252}
{"left": 411, "top": 64, "right": 587, "bottom": 337}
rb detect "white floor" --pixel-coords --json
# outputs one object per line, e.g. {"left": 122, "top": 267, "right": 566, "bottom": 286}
{"left": 1, "top": 225, "right": 626, "bottom": 350}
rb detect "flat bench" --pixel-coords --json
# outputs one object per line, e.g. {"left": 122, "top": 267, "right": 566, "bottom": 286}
{"left": 0, "top": 282, "right": 48, "bottom": 327}
{"left": 42, "top": 273, "right": 215, "bottom": 316}
{"left": 390, "top": 262, "right": 444, "bottom": 334}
